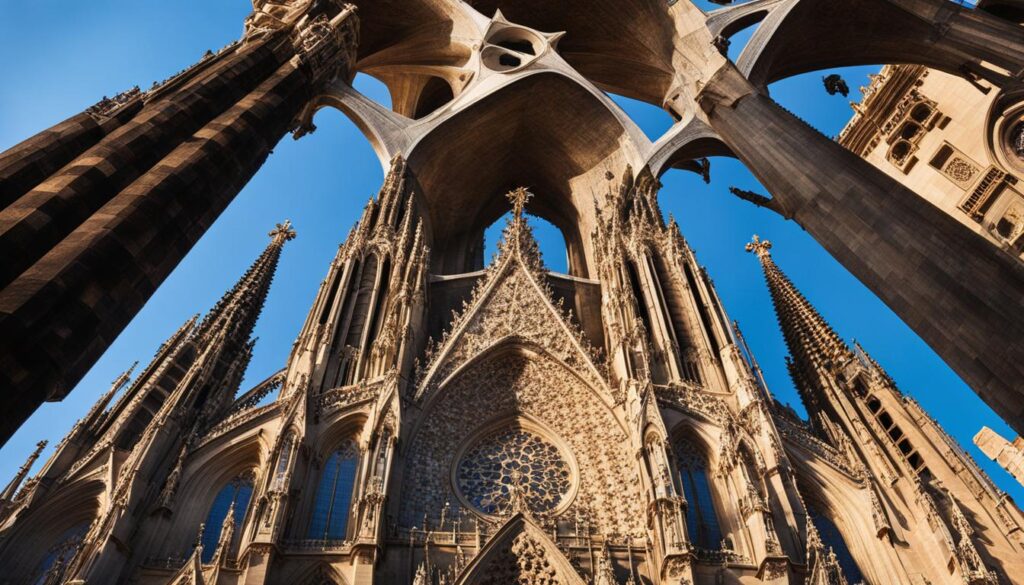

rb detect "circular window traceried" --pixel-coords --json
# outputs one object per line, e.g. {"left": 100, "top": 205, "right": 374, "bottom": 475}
{"left": 455, "top": 426, "right": 573, "bottom": 516}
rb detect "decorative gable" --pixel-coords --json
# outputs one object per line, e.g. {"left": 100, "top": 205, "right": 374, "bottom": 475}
{"left": 455, "top": 513, "right": 587, "bottom": 585}
{"left": 415, "top": 189, "right": 607, "bottom": 402}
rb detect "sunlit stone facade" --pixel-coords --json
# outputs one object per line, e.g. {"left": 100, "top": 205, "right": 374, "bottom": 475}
{"left": 839, "top": 63, "right": 1024, "bottom": 258}
{"left": 2, "top": 0, "right": 1024, "bottom": 583}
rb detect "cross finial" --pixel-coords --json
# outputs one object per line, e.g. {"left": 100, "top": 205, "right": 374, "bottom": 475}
{"left": 745, "top": 234, "right": 772, "bottom": 258}
{"left": 269, "top": 219, "right": 297, "bottom": 244}
{"left": 506, "top": 187, "right": 533, "bottom": 219}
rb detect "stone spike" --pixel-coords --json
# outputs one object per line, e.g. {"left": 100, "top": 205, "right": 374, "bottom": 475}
{"left": 62, "top": 360, "right": 137, "bottom": 444}
{"left": 746, "top": 236, "right": 853, "bottom": 416}
{"left": 196, "top": 221, "right": 294, "bottom": 345}
{"left": 0, "top": 440, "right": 47, "bottom": 502}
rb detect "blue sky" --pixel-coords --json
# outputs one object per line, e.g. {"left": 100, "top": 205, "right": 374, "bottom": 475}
{"left": 1, "top": 1, "right": 1021, "bottom": 505}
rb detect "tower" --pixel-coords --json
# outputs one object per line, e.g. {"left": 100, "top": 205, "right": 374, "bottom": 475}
{"left": 748, "top": 235, "right": 1024, "bottom": 584}
{"left": 0, "top": 221, "right": 293, "bottom": 583}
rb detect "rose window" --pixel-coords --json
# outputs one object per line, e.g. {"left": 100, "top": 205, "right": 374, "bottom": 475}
{"left": 455, "top": 427, "right": 572, "bottom": 516}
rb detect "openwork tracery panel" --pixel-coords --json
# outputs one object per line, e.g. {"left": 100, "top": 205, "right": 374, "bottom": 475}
{"left": 402, "top": 353, "right": 642, "bottom": 535}
{"left": 456, "top": 426, "right": 572, "bottom": 516}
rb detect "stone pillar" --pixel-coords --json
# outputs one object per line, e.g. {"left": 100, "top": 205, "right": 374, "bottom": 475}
{"left": 0, "top": 5, "right": 359, "bottom": 444}
{"left": 974, "top": 426, "right": 1024, "bottom": 489}
{"left": 0, "top": 97, "right": 143, "bottom": 209}
{"left": 698, "top": 63, "right": 1024, "bottom": 434}
{"left": 0, "top": 38, "right": 291, "bottom": 289}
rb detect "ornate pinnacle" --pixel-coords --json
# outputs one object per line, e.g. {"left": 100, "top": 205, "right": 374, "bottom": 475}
{"left": 506, "top": 187, "right": 533, "bottom": 219}
{"left": 0, "top": 440, "right": 47, "bottom": 503}
{"left": 745, "top": 234, "right": 772, "bottom": 259}
{"left": 269, "top": 219, "right": 297, "bottom": 245}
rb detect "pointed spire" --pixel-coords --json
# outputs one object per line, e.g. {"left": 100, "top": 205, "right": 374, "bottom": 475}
{"left": 196, "top": 220, "right": 295, "bottom": 345}
{"left": 213, "top": 501, "right": 237, "bottom": 562}
{"left": 496, "top": 187, "right": 546, "bottom": 273}
{"left": 746, "top": 235, "right": 853, "bottom": 416}
{"left": 0, "top": 440, "right": 47, "bottom": 502}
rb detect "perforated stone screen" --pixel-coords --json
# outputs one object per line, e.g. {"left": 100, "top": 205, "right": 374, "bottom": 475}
{"left": 456, "top": 427, "right": 571, "bottom": 516}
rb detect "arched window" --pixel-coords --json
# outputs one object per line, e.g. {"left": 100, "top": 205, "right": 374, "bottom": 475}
{"left": 273, "top": 432, "right": 296, "bottom": 490}
{"left": 201, "top": 472, "right": 255, "bottom": 562}
{"left": 673, "top": 437, "right": 722, "bottom": 549}
{"left": 31, "top": 523, "right": 89, "bottom": 585}
{"left": 483, "top": 212, "right": 570, "bottom": 274}
{"left": 308, "top": 440, "right": 360, "bottom": 541}
{"left": 809, "top": 508, "right": 865, "bottom": 584}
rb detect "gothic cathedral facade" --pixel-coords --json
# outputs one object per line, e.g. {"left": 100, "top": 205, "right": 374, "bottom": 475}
{"left": 2, "top": 0, "right": 1024, "bottom": 584}
{"left": 2, "top": 155, "right": 1023, "bottom": 584}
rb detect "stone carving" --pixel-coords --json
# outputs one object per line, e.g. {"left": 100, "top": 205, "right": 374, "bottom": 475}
{"left": 945, "top": 157, "right": 979, "bottom": 183}
{"left": 456, "top": 427, "right": 572, "bottom": 516}
{"left": 85, "top": 86, "right": 141, "bottom": 120}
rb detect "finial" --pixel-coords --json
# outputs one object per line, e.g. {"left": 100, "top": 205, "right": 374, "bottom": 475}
{"left": 506, "top": 187, "right": 533, "bottom": 219}
{"left": 745, "top": 234, "right": 772, "bottom": 258}
{"left": 269, "top": 219, "right": 297, "bottom": 245}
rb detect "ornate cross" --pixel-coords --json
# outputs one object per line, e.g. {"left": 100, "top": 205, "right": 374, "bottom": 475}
{"left": 269, "top": 219, "right": 297, "bottom": 244}
{"left": 745, "top": 234, "right": 772, "bottom": 258}
{"left": 506, "top": 187, "right": 533, "bottom": 219}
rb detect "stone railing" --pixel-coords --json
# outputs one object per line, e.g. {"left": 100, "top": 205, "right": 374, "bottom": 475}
{"left": 654, "top": 383, "right": 731, "bottom": 424}
{"left": 199, "top": 403, "right": 280, "bottom": 447}
{"left": 280, "top": 538, "right": 353, "bottom": 553}
{"left": 773, "top": 415, "right": 862, "bottom": 480}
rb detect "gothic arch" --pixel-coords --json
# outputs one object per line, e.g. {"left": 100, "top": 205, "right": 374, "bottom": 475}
{"left": 793, "top": 465, "right": 907, "bottom": 585}
{"left": 0, "top": 479, "right": 103, "bottom": 580}
{"left": 668, "top": 423, "right": 735, "bottom": 551}
{"left": 161, "top": 435, "right": 265, "bottom": 557}
{"left": 398, "top": 346, "right": 643, "bottom": 535}
{"left": 420, "top": 341, "right": 614, "bottom": 417}
{"left": 291, "top": 560, "right": 351, "bottom": 585}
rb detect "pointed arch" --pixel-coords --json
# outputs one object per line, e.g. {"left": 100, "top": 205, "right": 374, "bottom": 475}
{"left": 200, "top": 470, "right": 256, "bottom": 562}
{"left": 673, "top": 434, "right": 724, "bottom": 550}
{"left": 307, "top": 439, "right": 360, "bottom": 541}
{"left": 294, "top": 561, "right": 350, "bottom": 585}
{"left": 0, "top": 479, "right": 104, "bottom": 581}
{"left": 161, "top": 432, "right": 265, "bottom": 557}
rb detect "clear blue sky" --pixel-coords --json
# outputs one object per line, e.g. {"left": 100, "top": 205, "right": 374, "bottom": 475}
{"left": 1, "top": 1, "right": 1020, "bottom": 505}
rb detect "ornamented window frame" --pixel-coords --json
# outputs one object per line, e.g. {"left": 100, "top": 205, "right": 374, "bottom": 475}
{"left": 450, "top": 414, "right": 579, "bottom": 520}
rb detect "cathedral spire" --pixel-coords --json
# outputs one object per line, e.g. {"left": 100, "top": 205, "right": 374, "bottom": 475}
{"left": 746, "top": 236, "right": 853, "bottom": 412}
{"left": 195, "top": 220, "right": 296, "bottom": 346}
{"left": 0, "top": 440, "right": 46, "bottom": 503}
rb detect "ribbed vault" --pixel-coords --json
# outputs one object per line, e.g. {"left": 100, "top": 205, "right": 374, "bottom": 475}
{"left": 406, "top": 72, "right": 633, "bottom": 275}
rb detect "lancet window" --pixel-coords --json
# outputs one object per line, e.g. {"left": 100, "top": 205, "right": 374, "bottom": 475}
{"left": 673, "top": 436, "right": 722, "bottom": 549}
{"left": 308, "top": 439, "right": 360, "bottom": 541}
{"left": 201, "top": 471, "right": 255, "bottom": 562}
{"left": 809, "top": 508, "right": 866, "bottom": 584}
{"left": 273, "top": 432, "right": 296, "bottom": 490}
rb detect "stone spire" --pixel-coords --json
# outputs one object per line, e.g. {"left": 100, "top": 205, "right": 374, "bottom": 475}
{"left": 746, "top": 235, "right": 853, "bottom": 414}
{"left": 0, "top": 440, "right": 47, "bottom": 503}
{"left": 195, "top": 220, "right": 295, "bottom": 346}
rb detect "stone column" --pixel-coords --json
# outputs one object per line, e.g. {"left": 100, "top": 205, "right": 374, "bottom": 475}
{"left": 0, "top": 38, "right": 291, "bottom": 289}
{"left": 699, "top": 63, "right": 1024, "bottom": 434}
{"left": 0, "top": 6, "right": 359, "bottom": 444}
{"left": 0, "top": 96, "right": 143, "bottom": 209}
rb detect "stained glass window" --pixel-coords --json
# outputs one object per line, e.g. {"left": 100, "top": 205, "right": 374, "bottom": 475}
{"left": 673, "top": 437, "right": 722, "bottom": 549}
{"left": 809, "top": 508, "right": 866, "bottom": 584}
{"left": 201, "top": 472, "right": 255, "bottom": 562}
{"left": 308, "top": 440, "right": 359, "bottom": 541}
{"left": 31, "top": 522, "right": 89, "bottom": 585}
{"left": 456, "top": 426, "right": 572, "bottom": 516}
